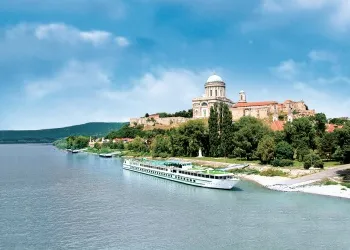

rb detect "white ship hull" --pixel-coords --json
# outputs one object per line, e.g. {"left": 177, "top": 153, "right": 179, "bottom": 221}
{"left": 123, "top": 160, "right": 239, "bottom": 190}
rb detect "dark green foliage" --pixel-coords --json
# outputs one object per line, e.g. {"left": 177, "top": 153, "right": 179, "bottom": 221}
{"left": 151, "top": 135, "right": 171, "bottom": 157}
{"left": 0, "top": 122, "right": 127, "bottom": 144}
{"left": 145, "top": 113, "right": 149, "bottom": 117}
{"left": 233, "top": 117, "right": 270, "bottom": 160}
{"left": 106, "top": 124, "right": 145, "bottom": 139}
{"left": 333, "top": 124, "right": 350, "bottom": 163}
{"left": 275, "top": 141, "right": 294, "bottom": 160}
{"left": 284, "top": 117, "right": 316, "bottom": 150}
{"left": 53, "top": 139, "right": 67, "bottom": 149}
{"left": 176, "top": 120, "right": 207, "bottom": 157}
{"left": 273, "top": 131, "right": 285, "bottom": 144}
{"left": 208, "top": 104, "right": 220, "bottom": 157}
{"left": 303, "top": 153, "right": 323, "bottom": 169}
{"left": 128, "top": 136, "right": 149, "bottom": 153}
{"left": 158, "top": 109, "right": 193, "bottom": 118}
{"left": 220, "top": 103, "right": 234, "bottom": 157}
{"left": 317, "top": 132, "right": 338, "bottom": 159}
{"left": 314, "top": 113, "right": 327, "bottom": 136}
{"left": 329, "top": 117, "right": 348, "bottom": 125}
{"left": 257, "top": 135, "right": 275, "bottom": 164}
{"left": 66, "top": 136, "right": 89, "bottom": 149}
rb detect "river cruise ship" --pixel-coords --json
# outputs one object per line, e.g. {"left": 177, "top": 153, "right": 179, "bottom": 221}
{"left": 123, "top": 158, "right": 239, "bottom": 190}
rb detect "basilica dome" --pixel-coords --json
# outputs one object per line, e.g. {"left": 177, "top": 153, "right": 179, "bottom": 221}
{"left": 206, "top": 73, "right": 224, "bottom": 83}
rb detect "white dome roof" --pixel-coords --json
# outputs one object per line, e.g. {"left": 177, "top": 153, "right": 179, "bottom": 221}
{"left": 206, "top": 74, "right": 223, "bottom": 83}
{"left": 239, "top": 90, "right": 245, "bottom": 93}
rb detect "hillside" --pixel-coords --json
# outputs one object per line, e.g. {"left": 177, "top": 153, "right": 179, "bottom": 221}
{"left": 0, "top": 122, "right": 128, "bottom": 144}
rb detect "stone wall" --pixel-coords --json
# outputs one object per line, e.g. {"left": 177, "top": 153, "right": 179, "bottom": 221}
{"left": 130, "top": 117, "right": 190, "bottom": 127}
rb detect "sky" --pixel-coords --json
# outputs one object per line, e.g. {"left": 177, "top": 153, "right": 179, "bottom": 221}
{"left": 0, "top": 0, "right": 350, "bottom": 130}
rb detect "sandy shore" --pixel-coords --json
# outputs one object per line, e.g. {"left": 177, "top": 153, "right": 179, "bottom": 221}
{"left": 239, "top": 174, "right": 350, "bottom": 199}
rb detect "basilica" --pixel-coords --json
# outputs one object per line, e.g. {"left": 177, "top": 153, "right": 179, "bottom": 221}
{"left": 192, "top": 73, "right": 315, "bottom": 122}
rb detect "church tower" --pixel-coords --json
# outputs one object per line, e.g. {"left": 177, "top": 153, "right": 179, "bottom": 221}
{"left": 204, "top": 73, "right": 226, "bottom": 98}
{"left": 192, "top": 73, "right": 234, "bottom": 119}
{"left": 238, "top": 90, "right": 246, "bottom": 103}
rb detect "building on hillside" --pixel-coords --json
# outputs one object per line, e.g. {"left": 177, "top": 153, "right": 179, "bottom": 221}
{"left": 113, "top": 138, "right": 134, "bottom": 143}
{"left": 326, "top": 124, "right": 343, "bottom": 133}
{"left": 192, "top": 73, "right": 315, "bottom": 121}
{"left": 192, "top": 74, "right": 234, "bottom": 118}
{"left": 269, "top": 121, "right": 343, "bottom": 133}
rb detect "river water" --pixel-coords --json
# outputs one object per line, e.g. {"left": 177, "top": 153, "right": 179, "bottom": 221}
{"left": 0, "top": 144, "right": 349, "bottom": 250}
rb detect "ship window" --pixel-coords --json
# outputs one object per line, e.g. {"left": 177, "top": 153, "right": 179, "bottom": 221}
{"left": 206, "top": 175, "right": 209, "bottom": 178}
{"left": 215, "top": 176, "right": 218, "bottom": 179}
{"left": 210, "top": 176, "right": 214, "bottom": 179}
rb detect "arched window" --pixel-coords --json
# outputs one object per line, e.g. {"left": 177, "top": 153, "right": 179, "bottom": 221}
{"left": 215, "top": 90, "right": 217, "bottom": 96}
{"left": 220, "top": 89, "right": 223, "bottom": 96}
{"left": 210, "top": 90, "right": 212, "bottom": 96}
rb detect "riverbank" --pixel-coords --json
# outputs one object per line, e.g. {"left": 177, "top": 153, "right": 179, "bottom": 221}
{"left": 173, "top": 157, "right": 350, "bottom": 199}
{"left": 238, "top": 173, "right": 350, "bottom": 199}
{"left": 63, "top": 148, "right": 350, "bottom": 199}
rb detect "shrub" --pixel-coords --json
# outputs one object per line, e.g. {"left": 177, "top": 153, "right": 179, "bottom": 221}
{"left": 260, "top": 168, "right": 287, "bottom": 177}
{"left": 303, "top": 153, "right": 323, "bottom": 169}
{"left": 314, "top": 159, "right": 324, "bottom": 169}
{"left": 275, "top": 141, "right": 294, "bottom": 160}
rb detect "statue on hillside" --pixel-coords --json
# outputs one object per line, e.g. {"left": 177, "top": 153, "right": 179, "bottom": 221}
{"left": 198, "top": 148, "right": 203, "bottom": 158}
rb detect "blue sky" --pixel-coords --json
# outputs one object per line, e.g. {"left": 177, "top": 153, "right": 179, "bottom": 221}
{"left": 1, "top": 0, "right": 350, "bottom": 130}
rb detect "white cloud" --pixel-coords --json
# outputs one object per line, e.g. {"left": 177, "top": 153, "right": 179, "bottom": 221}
{"left": 5, "top": 63, "right": 207, "bottom": 130}
{"left": 24, "top": 60, "right": 111, "bottom": 100}
{"left": 308, "top": 50, "right": 337, "bottom": 63}
{"left": 270, "top": 59, "right": 303, "bottom": 80}
{"left": 115, "top": 36, "right": 130, "bottom": 47}
{"left": 4, "top": 22, "right": 128, "bottom": 47}
{"left": 33, "top": 23, "right": 127, "bottom": 47}
{"left": 260, "top": 0, "right": 350, "bottom": 32}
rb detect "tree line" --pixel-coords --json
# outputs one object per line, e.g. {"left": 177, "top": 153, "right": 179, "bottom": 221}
{"left": 60, "top": 103, "right": 350, "bottom": 168}
{"left": 144, "top": 109, "right": 193, "bottom": 118}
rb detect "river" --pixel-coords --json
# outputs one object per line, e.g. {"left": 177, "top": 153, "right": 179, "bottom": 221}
{"left": 0, "top": 144, "right": 349, "bottom": 250}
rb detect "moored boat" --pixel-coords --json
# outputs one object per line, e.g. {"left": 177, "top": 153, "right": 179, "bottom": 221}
{"left": 67, "top": 149, "right": 80, "bottom": 153}
{"left": 99, "top": 153, "right": 113, "bottom": 158}
{"left": 123, "top": 158, "right": 239, "bottom": 190}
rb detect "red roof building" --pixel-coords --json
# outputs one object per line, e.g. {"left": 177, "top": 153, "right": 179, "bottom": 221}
{"left": 270, "top": 120, "right": 286, "bottom": 131}
{"left": 326, "top": 124, "right": 343, "bottom": 133}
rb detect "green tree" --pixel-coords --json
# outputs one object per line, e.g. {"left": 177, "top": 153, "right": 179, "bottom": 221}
{"left": 220, "top": 103, "right": 234, "bottom": 157}
{"left": 334, "top": 125, "right": 350, "bottom": 163}
{"left": 177, "top": 120, "right": 207, "bottom": 157}
{"left": 151, "top": 135, "right": 171, "bottom": 157}
{"left": 314, "top": 113, "right": 327, "bottom": 136}
{"left": 145, "top": 113, "right": 149, "bottom": 118}
{"left": 284, "top": 117, "right": 316, "bottom": 152}
{"left": 257, "top": 135, "right": 276, "bottom": 164}
{"left": 233, "top": 117, "right": 270, "bottom": 160}
{"left": 273, "top": 131, "right": 285, "bottom": 144}
{"left": 317, "top": 132, "right": 337, "bottom": 160}
{"left": 275, "top": 141, "right": 294, "bottom": 160}
{"left": 208, "top": 104, "right": 219, "bottom": 157}
{"left": 129, "top": 136, "right": 148, "bottom": 152}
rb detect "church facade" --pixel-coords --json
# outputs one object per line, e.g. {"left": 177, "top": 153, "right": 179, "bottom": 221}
{"left": 192, "top": 74, "right": 315, "bottom": 121}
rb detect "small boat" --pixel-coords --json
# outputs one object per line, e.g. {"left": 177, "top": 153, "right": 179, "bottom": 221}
{"left": 67, "top": 149, "right": 80, "bottom": 154}
{"left": 99, "top": 153, "right": 113, "bottom": 158}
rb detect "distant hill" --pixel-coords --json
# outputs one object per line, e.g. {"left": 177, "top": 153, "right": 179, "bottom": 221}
{"left": 0, "top": 122, "right": 128, "bottom": 144}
